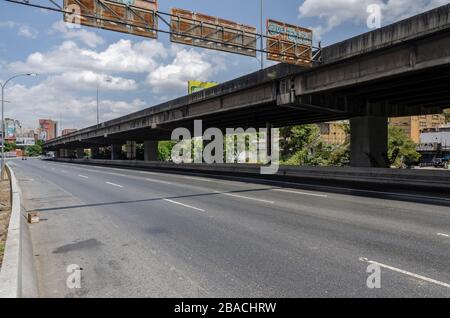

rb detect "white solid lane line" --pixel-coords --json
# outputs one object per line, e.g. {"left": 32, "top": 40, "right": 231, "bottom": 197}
{"left": 145, "top": 178, "right": 173, "bottom": 185}
{"left": 359, "top": 257, "right": 450, "bottom": 289}
{"left": 272, "top": 188, "right": 328, "bottom": 198}
{"left": 105, "top": 182, "right": 124, "bottom": 188}
{"left": 437, "top": 233, "right": 450, "bottom": 238}
{"left": 78, "top": 175, "right": 89, "bottom": 179}
{"left": 214, "top": 191, "right": 275, "bottom": 204}
{"left": 163, "top": 199, "right": 205, "bottom": 212}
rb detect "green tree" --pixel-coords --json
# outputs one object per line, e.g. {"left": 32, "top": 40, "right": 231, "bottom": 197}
{"left": 388, "top": 126, "right": 421, "bottom": 168}
{"left": 325, "top": 122, "right": 351, "bottom": 166}
{"left": 280, "top": 124, "right": 332, "bottom": 165}
{"left": 25, "top": 140, "right": 44, "bottom": 157}
{"left": 4, "top": 141, "right": 16, "bottom": 152}
{"left": 280, "top": 125, "right": 320, "bottom": 161}
{"left": 158, "top": 141, "right": 176, "bottom": 161}
{"left": 444, "top": 109, "right": 450, "bottom": 123}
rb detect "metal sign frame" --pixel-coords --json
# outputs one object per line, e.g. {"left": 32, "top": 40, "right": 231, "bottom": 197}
{"left": 63, "top": 0, "right": 158, "bottom": 38}
{"left": 170, "top": 8, "right": 257, "bottom": 57}
{"left": 266, "top": 19, "right": 313, "bottom": 66}
{"left": 6, "top": 0, "right": 323, "bottom": 66}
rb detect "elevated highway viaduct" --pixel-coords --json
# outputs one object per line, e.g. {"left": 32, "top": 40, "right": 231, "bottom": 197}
{"left": 45, "top": 4, "right": 450, "bottom": 168}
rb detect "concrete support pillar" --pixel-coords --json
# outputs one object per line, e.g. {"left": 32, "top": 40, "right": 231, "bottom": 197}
{"left": 76, "top": 148, "right": 84, "bottom": 159}
{"left": 59, "top": 148, "right": 65, "bottom": 158}
{"left": 64, "top": 149, "right": 69, "bottom": 158}
{"left": 126, "top": 141, "right": 136, "bottom": 160}
{"left": 91, "top": 147, "right": 100, "bottom": 159}
{"left": 144, "top": 141, "right": 158, "bottom": 161}
{"left": 111, "top": 144, "right": 122, "bottom": 160}
{"left": 266, "top": 122, "right": 273, "bottom": 160}
{"left": 350, "top": 116, "right": 388, "bottom": 168}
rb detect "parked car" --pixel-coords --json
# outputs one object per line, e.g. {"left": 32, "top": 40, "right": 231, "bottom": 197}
{"left": 432, "top": 158, "right": 445, "bottom": 168}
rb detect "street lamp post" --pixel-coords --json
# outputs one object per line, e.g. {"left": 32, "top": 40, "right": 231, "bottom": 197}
{"left": 96, "top": 77, "right": 112, "bottom": 125}
{"left": 0, "top": 73, "right": 37, "bottom": 180}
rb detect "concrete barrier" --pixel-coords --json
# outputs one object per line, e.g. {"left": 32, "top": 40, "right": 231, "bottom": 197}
{"left": 0, "top": 164, "right": 38, "bottom": 298}
{"left": 52, "top": 159, "right": 450, "bottom": 194}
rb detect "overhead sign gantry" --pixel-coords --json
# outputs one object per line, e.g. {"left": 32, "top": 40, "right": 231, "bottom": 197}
{"left": 6, "top": 0, "right": 322, "bottom": 66}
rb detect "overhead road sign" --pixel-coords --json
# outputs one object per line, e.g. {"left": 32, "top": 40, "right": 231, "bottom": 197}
{"left": 266, "top": 19, "right": 313, "bottom": 67}
{"left": 63, "top": 0, "right": 158, "bottom": 38}
{"left": 170, "top": 8, "right": 257, "bottom": 57}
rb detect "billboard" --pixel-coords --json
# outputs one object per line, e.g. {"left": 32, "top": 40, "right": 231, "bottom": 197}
{"left": 63, "top": 0, "right": 158, "bottom": 39}
{"left": 39, "top": 119, "right": 57, "bottom": 141}
{"left": 16, "top": 137, "right": 36, "bottom": 147}
{"left": 170, "top": 8, "right": 257, "bottom": 57}
{"left": 5, "top": 120, "right": 15, "bottom": 139}
{"left": 266, "top": 19, "right": 313, "bottom": 66}
{"left": 188, "top": 80, "right": 218, "bottom": 94}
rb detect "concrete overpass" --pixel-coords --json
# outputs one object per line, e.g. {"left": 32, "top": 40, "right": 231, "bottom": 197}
{"left": 45, "top": 4, "right": 450, "bottom": 168}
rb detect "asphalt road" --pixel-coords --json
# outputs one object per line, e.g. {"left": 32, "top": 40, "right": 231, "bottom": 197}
{"left": 8, "top": 159, "right": 450, "bottom": 298}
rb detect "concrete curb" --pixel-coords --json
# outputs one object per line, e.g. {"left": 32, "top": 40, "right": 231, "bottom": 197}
{"left": 0, "top": 164, "right": 38, "bottom": 298}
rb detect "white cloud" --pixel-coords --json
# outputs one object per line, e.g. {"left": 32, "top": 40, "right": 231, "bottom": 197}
{"left": 10, "top": 39, "right": 167, "bottom": 75}
{"left": 0, "top": 21, "right": 38, "bottom": 39}
{"left": 299, "top": 0, "right": 449, "bottom": 39}
{"left": 147, "top": 48, "right": 226, "bottom": 94}
{"left": 48, "top": 71, "right": 138, "bottom": 91}
{"left": 50, "top": 21, "right": 105, "bottom": 48}
{"left": 18, "top": 25, "right": 39, "bottom": 39}
{"left": 0, "top": 21, "right": 16, "bottom": 28}
{"left": 4, "top": 81, "right": 146, "bottom": 129}
{"left": 5, "top": 38, "right": 228, "bottom": 129}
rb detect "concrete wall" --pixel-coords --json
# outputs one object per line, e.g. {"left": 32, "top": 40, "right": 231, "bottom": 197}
{"left": 322, "top": 4, "right": 450, "bottom": 63}
{"left": 51, "top": 159, "right": 450, "bottom": 194}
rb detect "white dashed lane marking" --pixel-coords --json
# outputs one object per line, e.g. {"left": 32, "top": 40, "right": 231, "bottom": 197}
{"left": 105, "top": 182, "right": 123, "bottom": 188}
{"left": 163, "top": 199, "right": 205, "bottom": 212}
{"left": 360, "top": 257, "right": 450, "bottom": 289}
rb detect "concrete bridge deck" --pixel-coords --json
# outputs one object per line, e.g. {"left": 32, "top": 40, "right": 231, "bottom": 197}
{"left": 45, "top": 4, "right": 450, "bottom": 168}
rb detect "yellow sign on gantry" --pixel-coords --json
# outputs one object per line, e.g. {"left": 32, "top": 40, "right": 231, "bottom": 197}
{"left": 188, "top": 80, "right": 218, "bottom": 94}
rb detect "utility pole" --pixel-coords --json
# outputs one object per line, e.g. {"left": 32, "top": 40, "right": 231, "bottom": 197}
{"left": 96, "top": 83, "right": 99, "bottom": 125}
{"left": 260, "top": 0, "right": 264, "bottom": 70}
{"left": 96, "top": 77, "right": 112, "bottom": 125}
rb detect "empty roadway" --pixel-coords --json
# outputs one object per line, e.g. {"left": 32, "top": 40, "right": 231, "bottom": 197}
{"left": 8, "top": 159, "right": 450, "bottom": 297}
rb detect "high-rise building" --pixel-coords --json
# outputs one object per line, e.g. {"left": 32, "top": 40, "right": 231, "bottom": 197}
{"left": 318, "top": 121, "right": 349, "bottom": 145}
{"left": 38, "top": 119, "right": 58, "bottom": 141}
{"left": 389, "top": 114, "right": 446, "bottom": 143}
{"left": 62, "top": 129, "right": 77, "bottom": 136}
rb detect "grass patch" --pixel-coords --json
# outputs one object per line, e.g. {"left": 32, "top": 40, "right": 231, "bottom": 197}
{"left": 0, "top": 242, "right": 4, "bottom": 267}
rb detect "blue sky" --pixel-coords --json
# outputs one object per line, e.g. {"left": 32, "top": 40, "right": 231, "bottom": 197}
{"left": 0, "top": 0, "right": 447, "bottom": 131}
